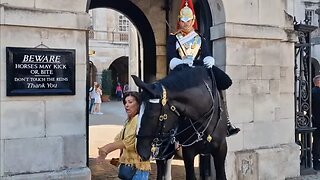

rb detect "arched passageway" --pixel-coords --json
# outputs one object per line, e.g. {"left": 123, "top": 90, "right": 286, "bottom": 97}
{"left": 109, "top": 56, "right": 129, "bottom": 96}
{"left": 88, "top": 0, "right": 156, "bottom": 83}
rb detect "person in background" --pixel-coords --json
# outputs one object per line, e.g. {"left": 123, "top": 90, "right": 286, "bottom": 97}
{"left": 96, "top": 91, "right": 151, "bottom": 179}
{"left": 116, "top": 82, "right": 123, "bottom": 101}
{"left": 312, "top": 75, "right": 320, "bottom": 170}
{"left": 89, "top": 82, "right": 97, "bottom": 114}
{"left": 92, "top": 83, "right": 103, "bottom": 115}
{"left": 123, "top": 83, "right": 129, "bottom": 94}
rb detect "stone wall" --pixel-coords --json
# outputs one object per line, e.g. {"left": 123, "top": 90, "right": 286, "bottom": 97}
{"left": 0, "top": 0, "right": 302, "bottom": 179}
{"left": 209, "top": 0, "right": 300, "bottom": 179}
{"left": 0, "top": 0, "right": 91, "bottom": 179}
{"left": 132, "top": 0, "right": 167, "bottom": 79}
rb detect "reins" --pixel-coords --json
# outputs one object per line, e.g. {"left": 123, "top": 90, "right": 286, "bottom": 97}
{"left": 174, "top": 80, "right": 219, "bottom": 147}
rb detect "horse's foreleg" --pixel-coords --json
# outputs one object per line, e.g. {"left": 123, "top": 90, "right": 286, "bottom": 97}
{"left": 182, "top": 148, "right": 197, "bottom": 180}
{"left": 212, "top": 140, "right": 227, "bottom": 180}
{"left": 156, "top": 160, "right": 166, "bottom": 180}
{"left": 156, "top": 159, "right": 173, "bottom": 180}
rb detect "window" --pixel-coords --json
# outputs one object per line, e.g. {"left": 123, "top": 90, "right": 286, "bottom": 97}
{"left": 118, "top": 15, "right": 129, "bottom": 32}
{"left": 305, "top": 9, "right": 314, "bottom": 25}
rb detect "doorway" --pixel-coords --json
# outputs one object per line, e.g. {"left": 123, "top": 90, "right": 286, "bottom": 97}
{"left": 86, "top": 1, "right": 156, "bottom": 179}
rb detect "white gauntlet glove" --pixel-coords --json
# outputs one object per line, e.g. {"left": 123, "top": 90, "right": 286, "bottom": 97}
{"left": 169, "top": 58, "right": 183, "bottom": 70}
{"left": 203, "top": 56, "right": 215, "bottom": 68}
{"left": 183, "top": 56, "right": 194, "bottom": 67}
{"left": 169, "top": 57, "right": 194, "bottom": 70}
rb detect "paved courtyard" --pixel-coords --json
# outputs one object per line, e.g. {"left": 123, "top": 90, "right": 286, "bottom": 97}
{"left": 89, "top": 101, "right": 125, "bottom": 159}
{"left": 88, "top": 101, "right": 320, "bottom": 180}
{"left": 88, "top": 101, "right": 191, "bottom": 179}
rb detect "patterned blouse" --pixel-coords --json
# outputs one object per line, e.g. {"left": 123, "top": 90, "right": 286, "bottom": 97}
{"left": 114, "top": 115, "right": 151, "bottom": 171}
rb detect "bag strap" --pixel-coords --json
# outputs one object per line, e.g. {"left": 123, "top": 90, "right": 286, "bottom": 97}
{"left": 119, "top": 122, "right": 127, "bottom": 156}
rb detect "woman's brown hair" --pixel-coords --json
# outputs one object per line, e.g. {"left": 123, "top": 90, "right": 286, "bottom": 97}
{"left": 122, "top": 91, "right": 141, "bottom": 107}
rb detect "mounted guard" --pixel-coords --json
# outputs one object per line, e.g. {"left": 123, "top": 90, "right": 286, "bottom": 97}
{"left": 167, "top": 0, "right": 240, "bottom": 136}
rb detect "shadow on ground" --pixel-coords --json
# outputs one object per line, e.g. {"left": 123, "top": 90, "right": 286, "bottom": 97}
{"left": 89, "top": 158, "right": 199, "bottom": 180}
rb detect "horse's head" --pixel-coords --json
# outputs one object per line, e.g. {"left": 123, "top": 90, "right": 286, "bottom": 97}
{"left": 132, "top": 75, "right": 179, "bottom": 161}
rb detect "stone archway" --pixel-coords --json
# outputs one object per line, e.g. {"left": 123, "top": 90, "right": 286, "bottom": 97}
{"left": 88, "top": 0, "right": 156, "bottom": 83}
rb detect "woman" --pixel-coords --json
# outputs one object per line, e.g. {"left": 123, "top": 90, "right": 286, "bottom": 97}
{"left": 96, "top": 91, "right": 150, "bottom": 179}
{"left": 92, "top": 83, "right": 103, "bottom": 115}
{"left": 115, "top": 82, "right": 123, "bottom": 101}
{"left": 88, "top": 82, "right": 97, "bottom": 114}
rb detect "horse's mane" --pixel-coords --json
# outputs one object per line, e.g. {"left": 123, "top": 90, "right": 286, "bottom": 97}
{"left": 159, "top": 66, "right": 209, "bottom": 91}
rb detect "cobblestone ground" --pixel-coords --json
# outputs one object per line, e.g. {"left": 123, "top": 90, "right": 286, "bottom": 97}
{"left": 89, "top": 158, "right": 192, "bottom": 180}
{"left": 89, "top": 157, "right": 320, "bottom": 180}
{"left": 89, "top": 101, "right": 320, "bottom": 180}
{"left": 291, "top": 171, "right": 320, "bottom": 180}
{"left": 89, "top": 101, "right": 194, "bottom": 179}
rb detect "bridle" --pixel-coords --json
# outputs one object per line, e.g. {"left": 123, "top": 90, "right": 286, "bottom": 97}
{"left": 137, "top": 80, "right": 221, "bottom": 160}
{"left": 147, "top": 84, "right": 181, "bottom": 160}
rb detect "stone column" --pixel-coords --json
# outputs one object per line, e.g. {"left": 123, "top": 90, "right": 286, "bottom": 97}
{"left": 129, "top": 23, "right": 140, "bottom": 91}
{"left": 210, "top": 0, "right": 300, "bottom": 179}
{"left": 0, "top": 1, "right": 91, "bottom": 179}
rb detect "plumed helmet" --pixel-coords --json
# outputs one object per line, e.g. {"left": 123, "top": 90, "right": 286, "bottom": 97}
{"left": 177, "top": 0, "right": 198, "bottom": 30}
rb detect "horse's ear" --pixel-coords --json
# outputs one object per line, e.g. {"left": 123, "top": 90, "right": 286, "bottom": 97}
{"left": 131, "top": 75, "right": 145, "bottom": 88}
{"left": 131, "top": 75, "right": 158, "bottom": 97}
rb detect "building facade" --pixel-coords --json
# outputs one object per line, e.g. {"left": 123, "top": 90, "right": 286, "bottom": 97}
{"left": 294, "top": 0, "right": 320, "bottom": 63}
{"left": 0, "top": 0, "right": 304, "bottom": 179}
{"left": 88, "top": 8, "right": 141, "bottom": 92}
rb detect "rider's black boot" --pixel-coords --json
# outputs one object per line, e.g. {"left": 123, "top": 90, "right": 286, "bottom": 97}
{"left": 227, "top": 118, "right": 240, "bottom": 137}
{"left": 219, "top": 91, "right": 240, "bottom": 137}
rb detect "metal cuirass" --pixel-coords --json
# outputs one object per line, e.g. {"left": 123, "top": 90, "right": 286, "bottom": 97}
{"left": 176, "top": 31, "right": 201, "bottom": 60}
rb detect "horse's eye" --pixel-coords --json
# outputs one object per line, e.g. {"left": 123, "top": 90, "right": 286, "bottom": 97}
{"left": 149, "top": 99, "right": 160, "bottom": 104}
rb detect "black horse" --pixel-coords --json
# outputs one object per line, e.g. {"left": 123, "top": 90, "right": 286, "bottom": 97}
{"left": 132, "top": 66, "right": 228, "bottom": 180}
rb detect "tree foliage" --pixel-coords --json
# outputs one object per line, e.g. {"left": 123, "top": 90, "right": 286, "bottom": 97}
{"left": 101, "top": 69, "right": 113, "bottom": 95}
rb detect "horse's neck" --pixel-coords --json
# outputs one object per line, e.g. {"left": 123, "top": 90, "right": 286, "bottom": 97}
{"left": 171, "top": 84, "right": 213, "bottom": 121}
{"left": 163, "top": 67, "right": 215, "bottom": 120}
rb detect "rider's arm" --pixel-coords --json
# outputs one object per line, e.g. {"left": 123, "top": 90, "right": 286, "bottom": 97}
{"left": 167, "top": 35, "right": 180, "bottom": 62}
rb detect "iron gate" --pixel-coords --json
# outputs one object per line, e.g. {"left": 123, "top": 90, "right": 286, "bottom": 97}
{"left": 294, "top": 21, "right": 317, "bottom": 175}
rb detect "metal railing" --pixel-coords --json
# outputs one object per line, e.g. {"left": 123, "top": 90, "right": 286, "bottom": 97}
{"left": 294, "top": 22, "right": 317, "bottom": 175}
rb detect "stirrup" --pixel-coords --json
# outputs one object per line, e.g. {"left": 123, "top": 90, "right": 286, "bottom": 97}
{"left": 227, "top": 124, "right": 240, "bottom": 137}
